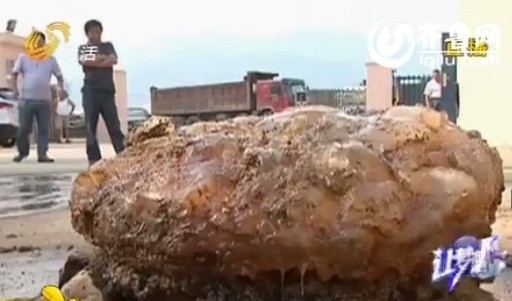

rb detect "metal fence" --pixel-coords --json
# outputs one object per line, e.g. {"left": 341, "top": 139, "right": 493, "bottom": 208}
{"left": 307, "top": 87, "right": 366, "bottom": 115}
{"left": 393, "top": 75, "right": 430, "bottom": 106}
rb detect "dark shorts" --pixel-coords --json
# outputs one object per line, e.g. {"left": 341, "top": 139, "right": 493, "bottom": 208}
{"left": 429, "top": 98, "right": 442, "bottom": 111}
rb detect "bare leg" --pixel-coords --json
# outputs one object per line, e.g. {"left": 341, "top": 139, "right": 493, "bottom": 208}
{"left": 63, "top": 123, "right": 71, "bottom": 143}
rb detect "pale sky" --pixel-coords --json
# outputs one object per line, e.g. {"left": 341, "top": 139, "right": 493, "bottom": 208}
{"left": 3, "top": 0, "right": 459, "bottom": 111}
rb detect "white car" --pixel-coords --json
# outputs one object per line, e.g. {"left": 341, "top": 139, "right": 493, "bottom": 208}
{"left": 0, "top": 88, "right": 18, "bottom": 147}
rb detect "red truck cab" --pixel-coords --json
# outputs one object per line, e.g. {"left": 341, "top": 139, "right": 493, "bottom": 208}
{"left": 254, "top": 77, "right": 308, "bottom": 114}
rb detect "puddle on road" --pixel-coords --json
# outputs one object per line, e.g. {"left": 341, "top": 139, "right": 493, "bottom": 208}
{"left": 0, "top": 173, "right": 75, "bottom": 218}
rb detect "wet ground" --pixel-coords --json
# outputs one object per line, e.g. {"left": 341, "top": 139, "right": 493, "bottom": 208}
{"left": 0, "top": 249, "right": 69, "bottom": 298}
{"left": 0, "top": 173, "right": 75, "bottom": 218}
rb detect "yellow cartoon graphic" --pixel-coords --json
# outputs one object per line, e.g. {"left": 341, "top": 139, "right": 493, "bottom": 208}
{"left": 41, "top": 285, "right": 78, "bottom": 301}
{"left": 24, "top": 21, "right": 70, "bottom": 60}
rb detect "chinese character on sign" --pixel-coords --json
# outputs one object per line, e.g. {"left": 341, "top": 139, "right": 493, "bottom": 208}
{"left": 467, "top": 37, "right": 489, "bottom": 57}
{"left": 445, "top": 37, "right": 464, "bottom": 57}
{"left": 78, "top": 45, "right": 98, "bottom": 62}
{"left": 431, "top": 235, "right": 507, "bottom": 292}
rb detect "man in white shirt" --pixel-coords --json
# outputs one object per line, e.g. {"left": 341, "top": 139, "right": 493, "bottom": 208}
{"left": 423, "top": 69, "right": 442, "bottom": 111}
{"left": 55, "top": 97, "right": 76, "bottom": 143}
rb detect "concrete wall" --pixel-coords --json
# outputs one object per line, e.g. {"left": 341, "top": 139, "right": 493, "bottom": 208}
{"left": 458, "top": 0, "right": 512, "bottom": 146}
{"left": 0, "top": 33, "right": 25, "bottom": 89}
{"left": 97, "top": 69, "right": 128, "bottom": 143}
{"left": 365, "top": 62, "right": 393, "bottom": 110}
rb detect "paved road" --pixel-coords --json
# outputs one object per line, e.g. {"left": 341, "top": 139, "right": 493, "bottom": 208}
{"left": 482, "top": 269, "right": 512, "bottom": 300}
{"left": 0, "top": 142, "right": 116, "bottom": 175}
{"left": 0, "top": 249, "right": 70, "bottom": 298}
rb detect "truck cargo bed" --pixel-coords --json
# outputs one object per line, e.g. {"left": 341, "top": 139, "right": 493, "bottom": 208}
{"left": 151, "top": 81, "right": 250, "bottom": 115}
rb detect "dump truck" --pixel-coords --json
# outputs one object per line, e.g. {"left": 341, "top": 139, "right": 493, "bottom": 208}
{"left": 150, "top": 71, "right": 307, "bottom": 125}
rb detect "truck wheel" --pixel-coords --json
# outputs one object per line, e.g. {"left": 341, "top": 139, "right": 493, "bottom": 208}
{"left": 186, "top": 116, "right": 200, "bottom": 125}
{"left": 215, "top": 114, "right": 228, "bottom": 122}
{"left": 173, "top": 117, "right": 186, "bottom": 127}
{"left": 261, "top": 110, "right": 273, "bottom": 116}
{"left": 0, "top": 138, "right": 16, "bottom": 148}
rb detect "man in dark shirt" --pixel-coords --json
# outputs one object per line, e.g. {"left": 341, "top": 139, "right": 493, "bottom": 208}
{"left": 78, "top": 19, "right": 125, "bottom": 165}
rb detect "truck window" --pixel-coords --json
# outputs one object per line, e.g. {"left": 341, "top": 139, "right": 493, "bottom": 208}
{"left": 270, "top": 84, "right": 282, "bottom": 95}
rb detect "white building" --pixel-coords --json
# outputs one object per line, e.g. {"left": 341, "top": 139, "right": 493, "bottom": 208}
{"left": 458, "top": 0, "right": 512, "bottom": 147}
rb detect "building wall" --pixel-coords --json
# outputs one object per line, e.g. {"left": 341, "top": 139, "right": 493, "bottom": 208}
{"left": 458, "top": 0, "right": 512, "bottom": 146}
{"left": 365, "top": 62, "right": 393, "bottom": 110}
{"left": 0, "top": 33, "right": 25, "bottom": 88}
{"left": 97, "top": 69, "right": 128, "bottom": 143}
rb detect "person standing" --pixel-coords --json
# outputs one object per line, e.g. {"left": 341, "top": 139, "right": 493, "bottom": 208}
{"left": 11, "top": 31, "right": 68, "bottom": 163}
{"left": 55, "top": 96, "right": 76, "bottom": 143}
{"left": 423, "top": 69, "right": 442, "bottom": 111}
{"left": 78, "top": 19, "right": 125, "bottom": 165}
